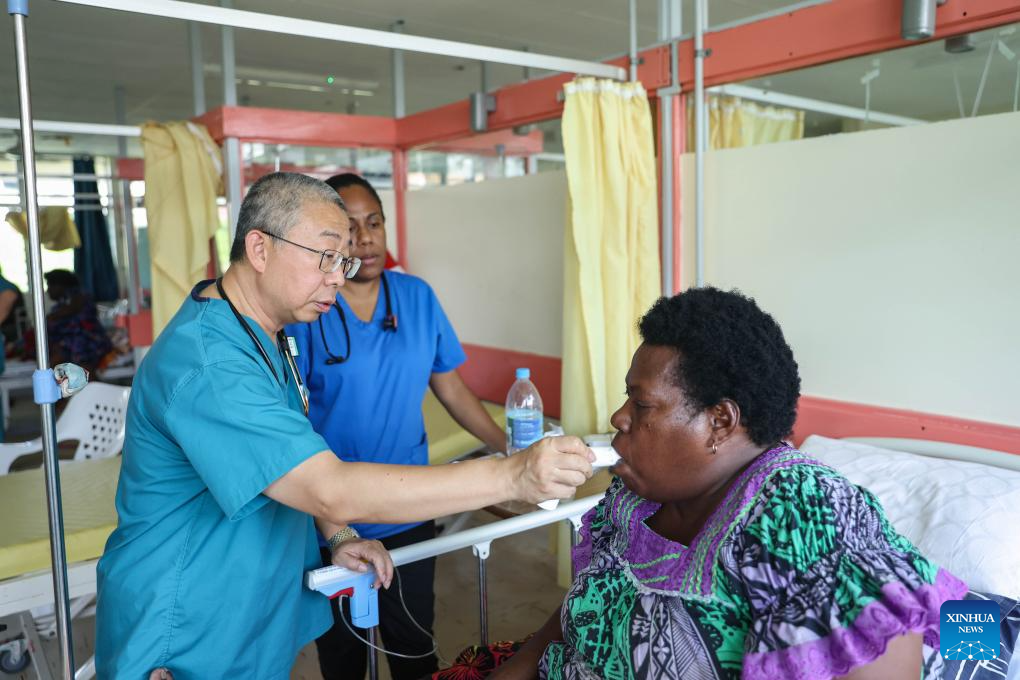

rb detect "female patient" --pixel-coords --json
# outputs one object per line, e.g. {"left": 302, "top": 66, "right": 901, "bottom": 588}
{"left": 480, "top": 287, "right": 967, "bottom": 680}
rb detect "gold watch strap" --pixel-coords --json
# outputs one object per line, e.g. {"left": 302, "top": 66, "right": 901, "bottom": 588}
{"left": 327, "top": 526, "right": 360, "bottom": 551}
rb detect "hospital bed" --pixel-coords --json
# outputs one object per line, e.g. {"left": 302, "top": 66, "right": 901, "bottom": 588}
{"left": 799, "top": 435, "right": 1020, "bottom": 679}
{"left": 0, "top": 457, "right": 118, "bottom": 678}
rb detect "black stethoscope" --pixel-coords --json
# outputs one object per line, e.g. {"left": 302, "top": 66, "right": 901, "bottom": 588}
{"left": 216, "top": 278, "right": 309, "bottom": 415}
{"left": 319, "top": 271, "right": 397, "bottom": 365}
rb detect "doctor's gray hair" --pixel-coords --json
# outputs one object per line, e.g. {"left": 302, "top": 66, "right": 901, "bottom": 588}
{"left": 229, "top": 172, "right": 347, "bottom": 263}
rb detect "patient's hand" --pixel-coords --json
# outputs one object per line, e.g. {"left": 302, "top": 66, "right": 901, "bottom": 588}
{"left": 331, "top": 538, "right": 394, "bottom": 590}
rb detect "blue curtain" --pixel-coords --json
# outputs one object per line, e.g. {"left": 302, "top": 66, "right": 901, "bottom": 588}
{"left": 72, "top": 156, "right": 119, "bottom": 301}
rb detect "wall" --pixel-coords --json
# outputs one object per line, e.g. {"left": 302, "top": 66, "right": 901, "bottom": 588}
{"left": 404, "top": 172, "right": 566, "bottom": 358}
{"left": 681, "top": 110, "right": 1020, "bottom": 427}
{"left": 403, "top": 172, "right": 568, "bottom": 411}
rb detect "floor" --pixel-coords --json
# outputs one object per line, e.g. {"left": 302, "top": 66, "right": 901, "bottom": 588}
{"left": 3, "top": 388, "right": 565, "bottom": 680}
{"left": 291, "top": 511, "right": 565, "bottom": 680}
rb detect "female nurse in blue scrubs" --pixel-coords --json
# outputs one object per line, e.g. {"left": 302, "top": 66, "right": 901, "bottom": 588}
{"left": 288, "top": 174, "right": 506, "bottom": 680}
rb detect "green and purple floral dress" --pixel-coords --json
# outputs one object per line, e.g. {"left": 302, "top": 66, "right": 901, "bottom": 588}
{"left": 542, "top": 445, "right": 968, "bottom": 679}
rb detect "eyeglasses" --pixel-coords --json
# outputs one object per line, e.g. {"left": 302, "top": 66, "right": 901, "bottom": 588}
{"left": 263, "top": 231, "right": 361, "bottom": 279}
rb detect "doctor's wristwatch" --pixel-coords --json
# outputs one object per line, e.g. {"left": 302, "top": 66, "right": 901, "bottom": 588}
{"left": 327, "top": 526, "right": 360, "bottom": 551}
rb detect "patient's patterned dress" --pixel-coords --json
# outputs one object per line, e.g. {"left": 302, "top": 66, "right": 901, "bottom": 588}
{"left": 542, "top": 446, "right": 967, "bottom": 680}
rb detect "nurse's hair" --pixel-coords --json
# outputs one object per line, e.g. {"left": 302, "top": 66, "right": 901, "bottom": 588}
{"left": 230, "top": 172, "right": 346, "bottom": 263}
{"left": 325, "top": 173, "right": 385, "bottom": 221}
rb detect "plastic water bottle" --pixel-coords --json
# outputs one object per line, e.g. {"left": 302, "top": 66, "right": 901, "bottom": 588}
{"left": 506, "top": 368, "right": 544, "bottom": 455}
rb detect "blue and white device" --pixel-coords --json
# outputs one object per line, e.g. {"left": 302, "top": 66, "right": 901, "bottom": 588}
{"left": 306, "top": 567, "right": 379, "bottom": 629}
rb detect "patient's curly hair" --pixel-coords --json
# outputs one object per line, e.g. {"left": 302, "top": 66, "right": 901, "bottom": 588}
{"left": 638, "top": 287, "right": 800, "bottom": 447}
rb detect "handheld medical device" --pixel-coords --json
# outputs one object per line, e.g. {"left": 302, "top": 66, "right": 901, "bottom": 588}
{"left": 307, "top": 566, "right": 439, "bottom": 660}
{"left": 308, "top": 569, "right": 380, "bottom": 629}
{"left": 538, "top": 435, "right": 620, "bottom": 510}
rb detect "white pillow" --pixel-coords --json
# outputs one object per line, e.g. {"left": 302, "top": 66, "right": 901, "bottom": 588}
{"left": 800, "top": 434, "right": 1020, "bottom": 599}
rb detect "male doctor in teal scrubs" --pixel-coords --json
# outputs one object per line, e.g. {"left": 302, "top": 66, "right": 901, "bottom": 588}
{"left": 95, "top": 172, "right": 593, "bottom": 679}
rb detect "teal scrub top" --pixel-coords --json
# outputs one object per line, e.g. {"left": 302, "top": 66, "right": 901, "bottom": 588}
{"left": 95, "top": 281, "right": 332, "bottom": 679}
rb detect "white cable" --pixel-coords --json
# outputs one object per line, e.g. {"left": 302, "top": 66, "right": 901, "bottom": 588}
{"left": 859, "top": 65, "right": 880, "bottom": 126}
{"left": 971, "top": 36, "right": 998, "bottom": 117}
{"left": 953, "top": 69, "right": 966, "bottom": 119}
{"left": 337, "top": 568, "right": 448, "bottom": 664}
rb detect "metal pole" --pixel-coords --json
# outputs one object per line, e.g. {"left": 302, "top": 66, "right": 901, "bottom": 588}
{"left": 694, "top": 0, "right": 707, "bottom": 287}
{"left": 0, "top": 117, "right": 140, "bottom": 136}
{"left": 8, "top": 3, "right": 75, "bottom": 677}
{"left": 660, "top": 96, "right": 673, "bottom": 296}
{"left": 480, "top": 60, "right": 488, "bottom": 93}
{"left": 113, "top": 86, "right": 140, "bottom": 314}
{"left": 221, "top": 0, "right": 241, "bottom": 237}
{"left": 658, "top": 0, "right": 682, "bottom": 296}
{"left": 54, "top": 0, "right": 626, "bottom": 80}
{"left": 189, "top": 21, "right": 206, "bottom": 115}
{"left": 473, "top": 543, "right": 490, "bottom": 646}
{"left": 628, "top": 0, "right": 638, "bottom": 82}
{"left": 367, "top": 627, "right": 379, "bottom": 680}
{"left": 391, "top": 20, "right": 405, "bottom": 118}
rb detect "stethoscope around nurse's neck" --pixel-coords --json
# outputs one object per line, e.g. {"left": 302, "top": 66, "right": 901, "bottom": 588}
{"left": 320, "top": 271, "right": 397, "bottom": 365}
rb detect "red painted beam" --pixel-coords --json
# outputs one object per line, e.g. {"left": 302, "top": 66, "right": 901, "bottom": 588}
{"left": 115, "top": 158, "right": 144, "bottom": 182}
{"left": 121, "top": 309, "right": 154, "bottom": 348}
{"left": 196, "top": 106, "right": 399, "bottom": 149}
{"left": 192, "top": 107, "right": 225, "bottom": 142}
{"left": 397, "top": 46, "right": 671, "bottom": 148}
{"left": 425, "top": 128, "right": 544, "bottom": 157}
{"left": 682, "top": 0, "right": 1020, "bottom": 90}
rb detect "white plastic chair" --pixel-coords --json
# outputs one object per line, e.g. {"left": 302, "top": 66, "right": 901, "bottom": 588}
{"left": 0, "top": 382, "right": 131, "bottom": 475}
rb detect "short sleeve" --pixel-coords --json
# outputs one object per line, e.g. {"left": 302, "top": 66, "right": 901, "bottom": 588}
{"left": 737, "top": 465, "right": 968, "bottom": 680}
{"left": 165, "top": 360, "right": 328, "bottom": 521}
{"left": 427, "top": 287, "right": 466, "bottom": 374}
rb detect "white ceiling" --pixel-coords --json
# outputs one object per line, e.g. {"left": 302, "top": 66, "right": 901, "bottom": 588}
{"left": 0, "top": 1, "right": 1017, "bottom": 156}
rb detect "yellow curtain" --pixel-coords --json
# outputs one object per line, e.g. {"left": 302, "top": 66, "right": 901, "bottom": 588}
{"left": 5, "top": 206, "right": 81, "bottom": 250}
{"left": 560, "top": 78, "right": 660, "bottom": 437}
{"left": 141, "top": 121, "right": 223, "bottom": 337}
{"left": 688, "top": 95, "right": 805, "bottom": 149}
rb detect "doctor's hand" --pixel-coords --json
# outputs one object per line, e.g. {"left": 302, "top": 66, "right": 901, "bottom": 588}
{"left": 508, "top": 436, "right": 594, "bottom": 505}
{"left": 331, "top": 538, "right": 394, "bottom": 590}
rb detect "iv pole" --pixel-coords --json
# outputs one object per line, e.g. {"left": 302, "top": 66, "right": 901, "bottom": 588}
{"left": 7, "top": 1, "right": 76, "bottom": 677}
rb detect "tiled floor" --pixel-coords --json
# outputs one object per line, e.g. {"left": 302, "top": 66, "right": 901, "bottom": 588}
{"left": 5, "top": 391, "right": 566, "bottom": 680}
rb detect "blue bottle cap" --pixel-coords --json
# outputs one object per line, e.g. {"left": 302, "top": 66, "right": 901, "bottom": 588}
{"left": 515, "top": 367, "right": 530, "bottom": 380}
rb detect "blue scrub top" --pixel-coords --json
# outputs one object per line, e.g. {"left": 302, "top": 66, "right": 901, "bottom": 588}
{"left": 286, "top": 271, "right": 466, "bottom": 540}
{"left": 96, "top": 281, "right": 331, "bottom": 679}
